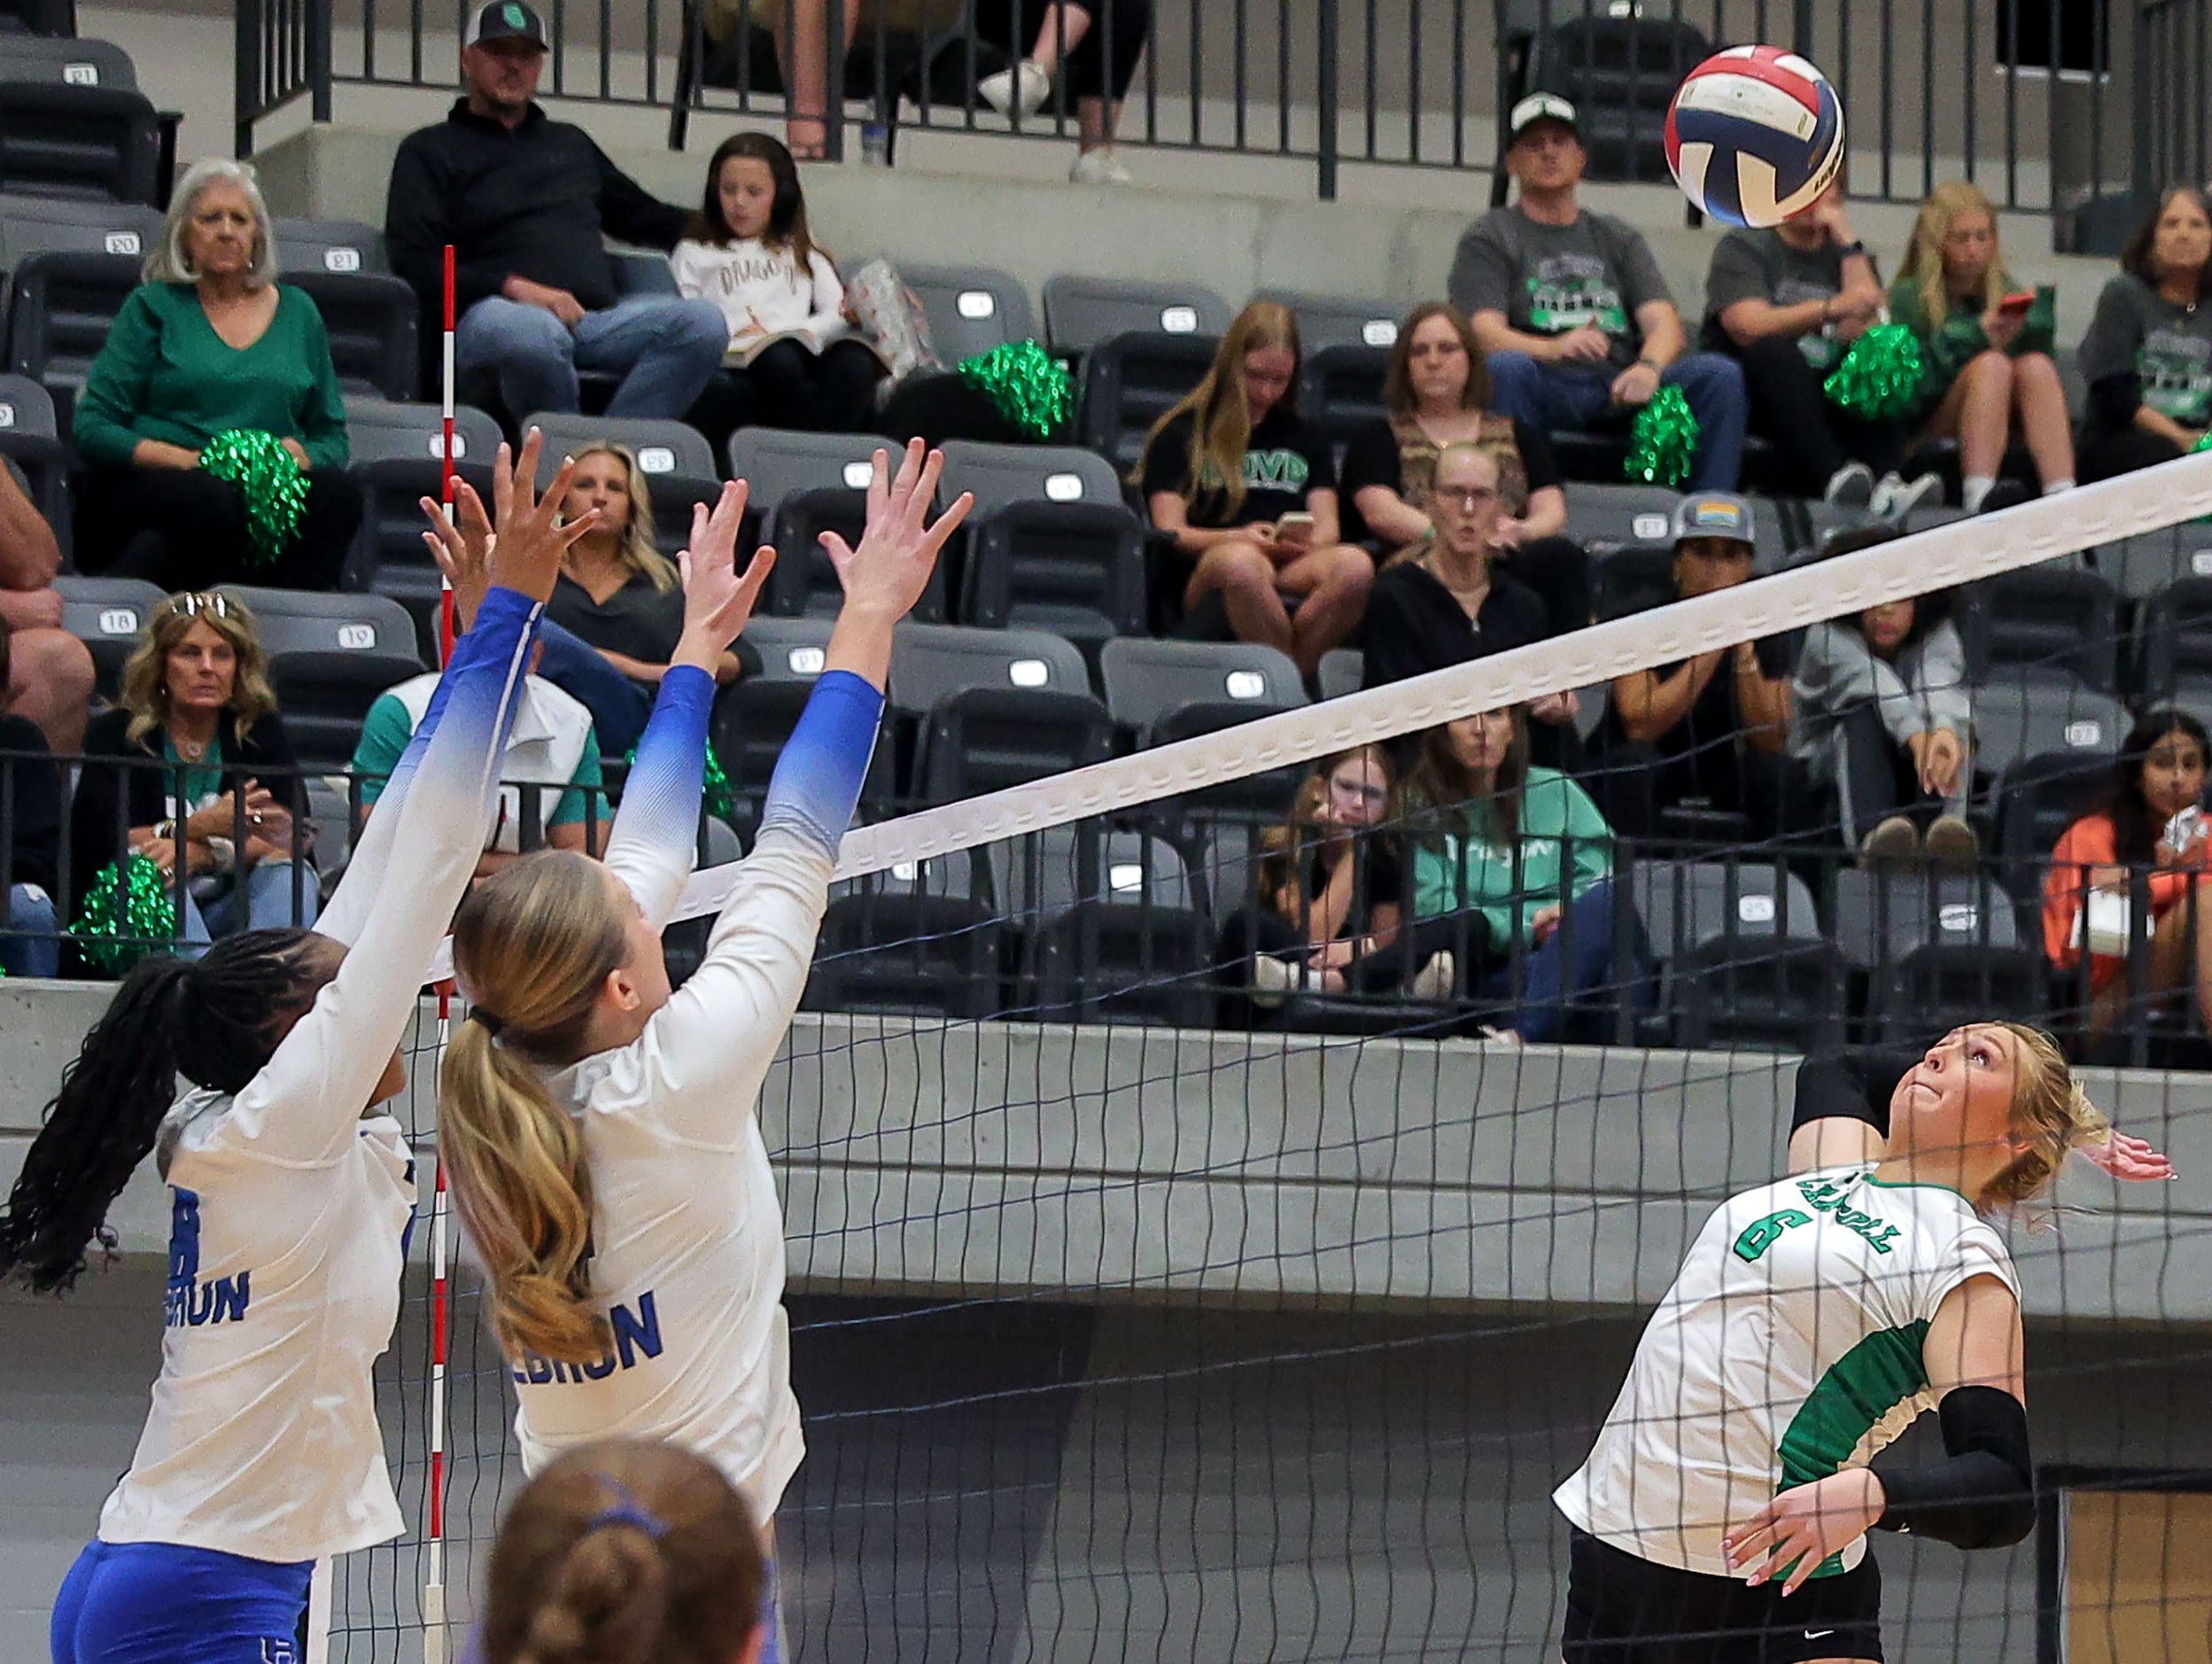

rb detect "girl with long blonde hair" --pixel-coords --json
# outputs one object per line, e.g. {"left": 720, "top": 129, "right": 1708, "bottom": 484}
{"left": 1556, "top": 1023, "right": 2171, "bottom": 1663}
{"left": 1888, "top": 180, "right": 2075, "bottom": 512}
{"left": 438, "top": 440, "right": 971, "bottom": 1660}
{"left": 1137, "top": 301, "right": 1375, "bottom": 677}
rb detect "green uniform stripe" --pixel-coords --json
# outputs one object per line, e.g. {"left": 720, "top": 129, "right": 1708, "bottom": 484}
{"left": 1773, "top": 1319, "right": 1929, "bottom": 1578}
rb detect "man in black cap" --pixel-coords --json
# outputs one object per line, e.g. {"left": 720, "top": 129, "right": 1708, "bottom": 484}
{"left": 384, "top": 0, "right": 726, "bottom": 421}
{"left": 1449, "top": 93, "right": 1749, "bottom": 491}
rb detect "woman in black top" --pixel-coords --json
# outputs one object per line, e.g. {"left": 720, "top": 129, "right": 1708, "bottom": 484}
{"left": 1215, "top": 743, "right": 1451, "bottom": 1020}
{"left": 68, "top": 592, "right": 313, "bottom": 964}
{"left": 1339, "top": 300, "right": 1587, "bottom": 634}
{"left": 1139, "top": 302, "right": 1374, "bottom": 678}
{"left": 2076, "top": 186, "right": 2212, "bottom": 483}
{"left": 1359, "top": 441, "right": 1579, "bottom": 766}
{"left": 0, "top": 627, "right": 65, "bottom": 976}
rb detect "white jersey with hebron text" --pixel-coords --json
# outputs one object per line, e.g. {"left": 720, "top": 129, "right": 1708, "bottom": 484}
{"left": 96, "top": 590, "right": 539, "bottom": 1563}
{"left": 1554, "top": 1164, "right": 2019, "bottom": 1578}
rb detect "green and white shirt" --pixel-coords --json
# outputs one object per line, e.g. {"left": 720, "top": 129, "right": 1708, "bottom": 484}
{"left": 1554, "top": 1163, "right": 2017, "bottom": 1578}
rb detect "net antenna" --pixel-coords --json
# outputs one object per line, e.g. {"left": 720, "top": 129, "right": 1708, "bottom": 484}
{"left": 422, "top": 240, "right": 460, "bottom": 1664}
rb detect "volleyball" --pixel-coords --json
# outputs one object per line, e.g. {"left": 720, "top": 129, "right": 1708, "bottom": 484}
{"left": 1664, "top": 45, "right": 1845, "bottom": 228}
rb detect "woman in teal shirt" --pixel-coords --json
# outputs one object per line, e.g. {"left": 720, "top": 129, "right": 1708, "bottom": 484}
{"left": 1406, "top": 705, "right": 1647, "bottom": 1042}
{"left": 73, "top": 158, "right": 361, "bottom": 592}
{"left": 1887, "top": 180, "right": 2074, "bottom": 514}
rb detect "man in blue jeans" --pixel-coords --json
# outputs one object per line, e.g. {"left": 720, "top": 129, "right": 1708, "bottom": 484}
{"left": 384, "top": 0, "right": 726, "bottom": 423}
{"left": 1448, "top": 93, "right": 1748, "bottom": 491}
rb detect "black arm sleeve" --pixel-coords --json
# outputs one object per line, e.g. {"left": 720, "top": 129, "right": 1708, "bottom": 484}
{"left": 1872, "top": 1384, "right": 2036, "bottom": 1550}
{"left": 2085, "top": 370, "right": 2145, "bottom": 434}
{"left": 1790, "top": 1046, "right": 1919, "bottom": 1139}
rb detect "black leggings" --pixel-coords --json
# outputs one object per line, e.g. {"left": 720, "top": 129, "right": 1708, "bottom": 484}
{"left": 2079, "top": 423, "right": 2185, "bottom": 484}
{"left": 74, "top": 465, "right": 362, "bottom": 592}
{"left": 971, "top": 0, "right": 1153, "bottom": 99}
{"left": 1589, "top": 735, "right": 1828, "bottom": 846}
{"left": 1734, "top": 333, "right": 1908, "bottom": 494}
{"left": 687, "top": 338, "right": 882, "bottom": 450}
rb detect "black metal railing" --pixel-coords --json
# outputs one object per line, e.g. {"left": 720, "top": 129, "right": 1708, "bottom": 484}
{"left": 232, "top": 0, "right": 2198, "bottom": 218}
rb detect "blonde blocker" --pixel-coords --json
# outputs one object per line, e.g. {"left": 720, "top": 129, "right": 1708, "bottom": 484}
{"left": 119, "top": 595, "right": 280, "bottom": 748}
{"left": 484, "top": 1439, "right": 766, "bottom": 1664}
{"left": 443, "top": 853, "right": 632, "bottom": 1365}
{"left": 571, "top": 445, "right": 679, "bottom": 594}
{"left": 1980, "top": 1021, "right": 2113, "bottom": 1216}
{"left": 1136, "top": 301, "right": 1303, "bottom": 521}
{"left": 1905, "top": 180, "right": 2015, "bottom": 330}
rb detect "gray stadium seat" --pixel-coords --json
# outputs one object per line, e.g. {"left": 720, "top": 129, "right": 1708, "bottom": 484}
{"left": 215, "top": 587, "right": 425, "bottom": 768}
{"left": 0, "top": 78, "right": 166, "bottom": 207}
{"left": 0, "top": 369, "right": 55, "bottom": 436}
{"left": 912, "top": 685, "right": 1115, "bottom": 802}
{"left": 1316, "top": 648, "right": 1362, "bottom": 700}
{"left": 215, "top": 586, "right": 422, "bottom": 664}
{"left": 1833, "top": 869, "right": 2043, "bottom": 1043}
{"left": 769, "top": 485, "right": 946, "bottom": 623}
{"left": 898, "top": 261, "right": 1035, "bottom": 364}
{"left": 806, "top": 844, "right": 1005, "bottom": 1020}
{"left": 270, "top": 216, "right": 386, "bottom": 276}
{"left": 4, "top": 247, "right": 136, "bottom": 391}
{"left": 936, "top": 439, "right": 1122, "bottom": 517}
{"left": 283, "top": 268, "right": 419, "bottom": 401}
{"left": 524, "top": 411, "right": 719, "bottom": 486}
{"left": 1970, "top": 678, "right": 2126, "bottom": 781}
{"left": 1560, "top": 483, "right": 1682, "bottom": 556}
{"left": 1632, "top": 858, "right": 1841, "bottom": 1052}
{"left": 1299, "top": 343, "right": 1390, "bottom": 455}
{"left": 0, "top": 369, "right": 65, "bottom": 551}
{"left": 1075, "top": 330, "right": 1220, "bottom": 473}
{"left": 1098, "top": 637, "right": 1307, "bottom": 732}
{"left": 345, "top": 398, "right": 504, "bottom": 470}
{"left": 0, "top": 33, "right": 137, "bottom": 87}
{"left": 726, "top": 428, "right": 887, "bottom": 521}
{"left": 990, "top": 824, "right": 1199, "bottom": 920}
{"left": 1961, "top": 566, "right": 2119, "bottom": 691}
{"left": 741, "top": 618, "right": 834, "bottom": 681}
{"left": 889, "top": 623, "right": 1091, "bottom": 714}
{"left": 1042, "top": 275, "right": 1232, "bottom": 361}
{"left": 1253, "top": 290, "right": 1401, "bottom": 354}
{"left": 960, "top": 500, "right": 1146, "bottom": 650}
{"left": 609, "top": 248, "right": 680, "bottom": 298}
{"left": 0, "top": 193, "right": 158, "bottom": 269}
{"left": 2097, "top": 528, "right": 2212, "bottom": 601}
{"left": 51, "top": 572, "right": 160, "bottom": 696}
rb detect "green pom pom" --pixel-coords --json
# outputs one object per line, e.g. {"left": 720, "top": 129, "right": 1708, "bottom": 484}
{"left": 1823, "top": 323, "right": 1927, "bottom": 422}
{"left": 199, "top": 429, "right": 309, "bottom": 568}
{"left": 2194, "top": 429, "right": 2212, "bottom": 454}
{"left": 69, "top": 854, "right": 178, "bottom": 976}
{"left": 1624, "top": 385, "right": 1700, "bottom": 488}
{"left": 957, "top": 340, "right": 1074, "bottom": 441}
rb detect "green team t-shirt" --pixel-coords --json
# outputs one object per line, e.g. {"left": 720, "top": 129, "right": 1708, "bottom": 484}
{"left": 1448, "top": 206, "right": 1673, "bottom": 369}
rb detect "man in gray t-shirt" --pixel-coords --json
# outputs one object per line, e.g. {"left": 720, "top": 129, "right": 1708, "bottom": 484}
{"left": 1448, "top": 94, "right": 1747, "bottom": 491}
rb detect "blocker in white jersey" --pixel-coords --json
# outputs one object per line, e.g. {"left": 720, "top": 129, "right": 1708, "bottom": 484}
{"left": 1556, "top": 1162, "right": 2017, "bottom": 1579}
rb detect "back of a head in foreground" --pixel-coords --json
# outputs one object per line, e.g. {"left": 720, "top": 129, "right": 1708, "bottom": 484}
{"left": 483, "top": 1439, "right": 767, "bottom": 1664}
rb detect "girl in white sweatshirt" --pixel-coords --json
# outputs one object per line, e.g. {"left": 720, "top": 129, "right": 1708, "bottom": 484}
{"left": 671, "top": 132, "right": 883, "bottom": 446}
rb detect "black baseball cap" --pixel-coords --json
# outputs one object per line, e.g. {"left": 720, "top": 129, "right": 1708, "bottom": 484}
{"left": 465, "top": 0, "right": 548, "bottom": 50}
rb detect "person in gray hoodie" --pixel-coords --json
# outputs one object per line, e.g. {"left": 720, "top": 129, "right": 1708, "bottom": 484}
{"left": 1790, "top": 587, "right": 1978, "bottom": 867}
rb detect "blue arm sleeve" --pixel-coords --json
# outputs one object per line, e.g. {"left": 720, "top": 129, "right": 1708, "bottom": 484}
{"left": 758, "top": 670, "right": 884, "bottom": 859}
{"left": 604, "top": 663, "right": 715, "bottom": 931}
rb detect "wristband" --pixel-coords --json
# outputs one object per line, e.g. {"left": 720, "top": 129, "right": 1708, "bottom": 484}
{"left": 1836, "top": 239, "right": 1867, "bottom": 260}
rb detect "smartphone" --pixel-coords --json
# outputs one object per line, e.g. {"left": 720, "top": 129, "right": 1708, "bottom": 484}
{"left": 1997, "top": 291, "right": 2036, "bottom": 317}
{"left": 1274, "top": 511, "right": 1317, "bottom": 546}
{"left": 2166, "top": 805, "right": 2204, "bottom": 853}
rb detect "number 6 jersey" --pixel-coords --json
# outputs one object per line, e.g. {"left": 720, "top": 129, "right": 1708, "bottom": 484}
{"left": 1554, "top": 1164, "right": 2019, "bottom": 1578}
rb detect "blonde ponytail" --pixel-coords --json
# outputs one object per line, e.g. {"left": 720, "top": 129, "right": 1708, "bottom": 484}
{"left": 443, "top": 851, "right": 632, "bottom": 1367}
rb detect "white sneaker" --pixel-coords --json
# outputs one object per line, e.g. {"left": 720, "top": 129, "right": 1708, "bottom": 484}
{"left": 979, "top": 59, "right": 1052, "bottom": 117}
{"left": 1410, "top": 951, "right": 1455, "bottom": 1001}
{"left": 1822, "top": 461, "right": 1877, "bottom": 509}
{"left": 1249, "top": 954, "right": 1306, "bottom": 1008}
{"left": 1070, "top": 145, "right": 1135, "bottom": 184}
{"left": 1870, "top": 470, "right": 1944, "bottom": 519}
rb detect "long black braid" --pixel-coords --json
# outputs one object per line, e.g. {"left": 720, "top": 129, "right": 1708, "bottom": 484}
{"left": 0, "top": 927, "right": 325, "bottom": 1294}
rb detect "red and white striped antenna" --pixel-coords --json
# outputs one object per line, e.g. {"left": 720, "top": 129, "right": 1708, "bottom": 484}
{"left": 423, "top": 239, "right": 459, "bottom": 1664}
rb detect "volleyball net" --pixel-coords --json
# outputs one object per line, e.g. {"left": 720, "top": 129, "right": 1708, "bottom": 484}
{"left": 336, "top": 455, "right": 2212, "bottom": 1661}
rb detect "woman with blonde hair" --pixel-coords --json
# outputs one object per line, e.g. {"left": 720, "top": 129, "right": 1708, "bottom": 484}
{"left": 1556, "top": 1023, "right": 2169, "bottom": 1663}
{"left": 1888, "top": 180, "right": 2075, "bottom": 513}
{"left": 544, "top": 444, "right": 749, "bottom": 752}
{"left": 1138, "top": 301, "right": 1374, "bottom": 677}
{"left": 439, "top": 439, "right": 970, "bottom": 1662}
{"left": 481, "top": 1438, "right": 770, "bottom": 1664}
{"left": 67, "top": 591, "right": 316, "bottom": 956}
{"left": 72, "top": 156, "right": 362, "bottom": 590}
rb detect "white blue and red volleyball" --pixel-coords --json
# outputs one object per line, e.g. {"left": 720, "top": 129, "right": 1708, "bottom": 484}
{"left": 1665, "top": 46, "right": 1845, "bottom": 228}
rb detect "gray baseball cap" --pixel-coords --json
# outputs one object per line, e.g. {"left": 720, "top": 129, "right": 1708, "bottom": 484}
{"left": 1672, "top": 492, "right": 1758, "bottom": 549}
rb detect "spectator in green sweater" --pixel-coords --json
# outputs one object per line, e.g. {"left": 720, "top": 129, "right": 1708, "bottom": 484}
{"left": 1403, "top": 705, "right": 1649, "bottom": 1043}
{"left": 1887, "top": 180, "right": 2075, "bottom": 514}
{"left": 72, "top": 159, "right": 362, "bottom": 592}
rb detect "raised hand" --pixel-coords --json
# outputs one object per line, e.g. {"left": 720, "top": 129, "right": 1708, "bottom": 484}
{"left": 420, "top": 466, "right": 498, "bottom": 632}
{"left": 2077, "top": 1130, "right": 2177, "bottom": 1182}
{"left": 485, "top": 428, "right": 601, "bottom": 604}
{"left": 819, "top": 439, "right": 974, "bottom": 620}
{"left": 673, "top": 479, "right": 776, "bottom": 670}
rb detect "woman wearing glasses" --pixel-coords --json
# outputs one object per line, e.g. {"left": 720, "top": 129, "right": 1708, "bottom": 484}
{"left": 1359, "top": 442, "right": 1580, "bottom": 766}
{"left": 1340, "top": 302, "right": 1587, "bottom": 635}
{"left": 67, "top": 592, "right": 317, "bottom": 960}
